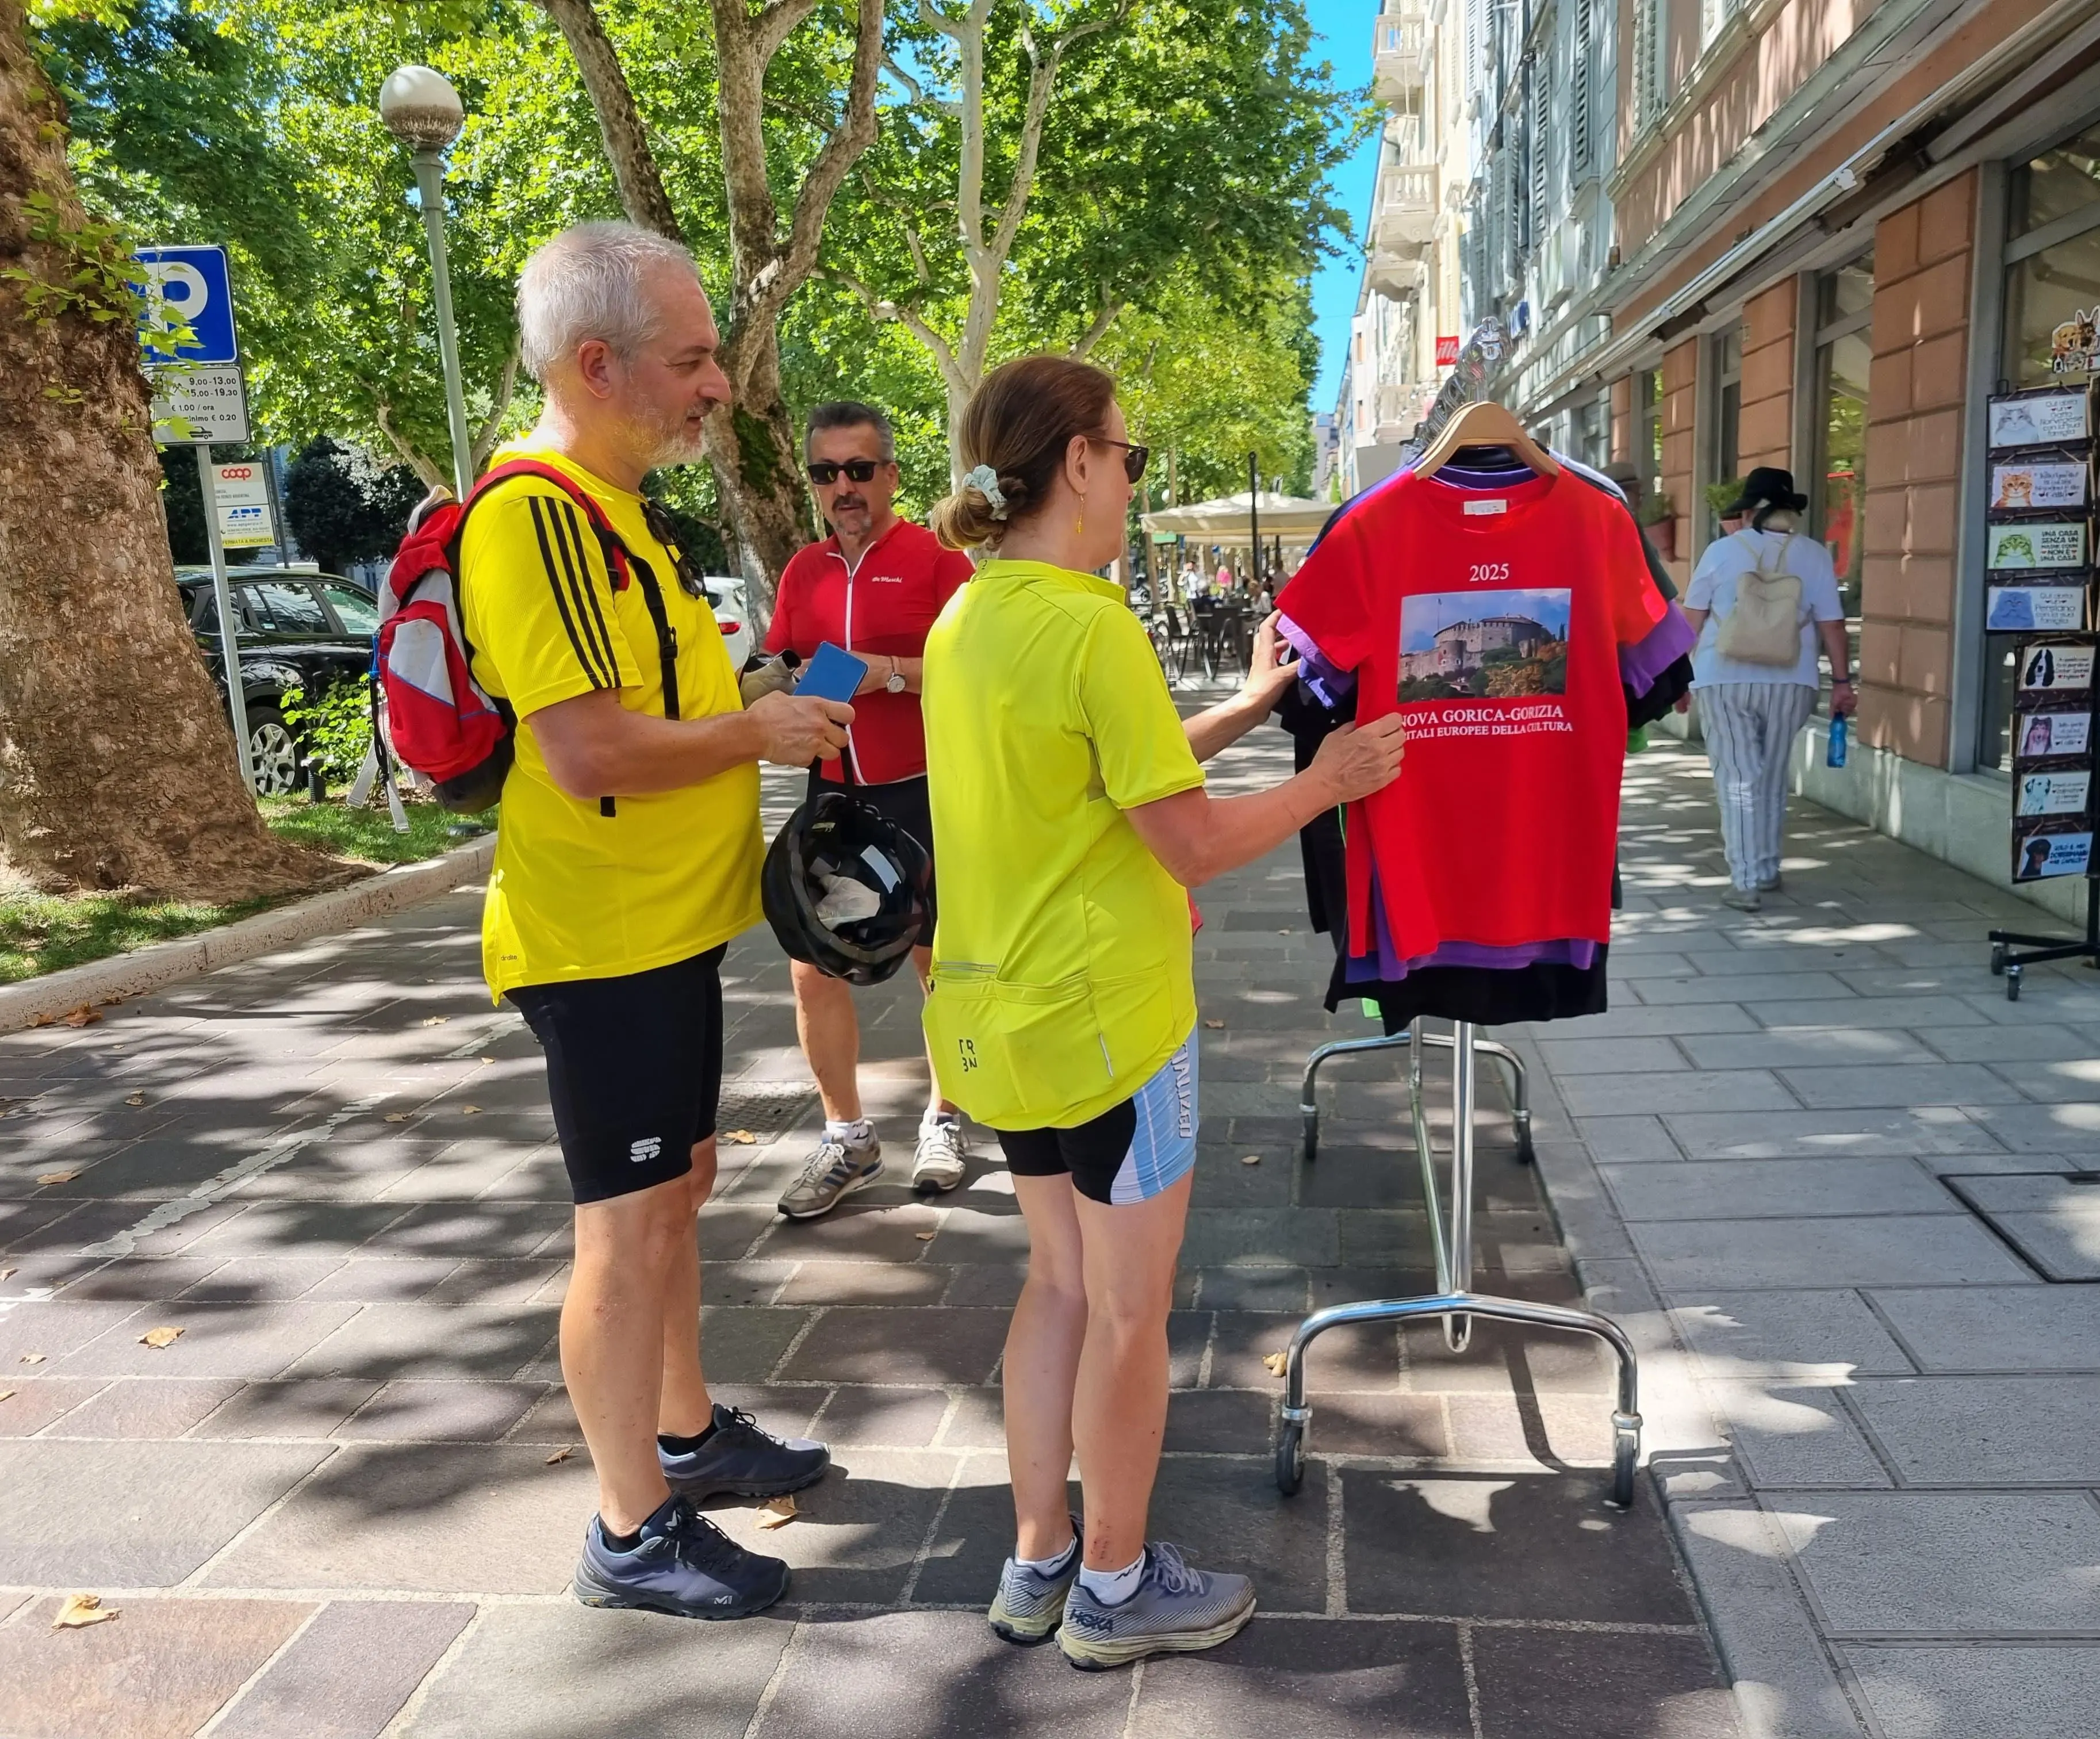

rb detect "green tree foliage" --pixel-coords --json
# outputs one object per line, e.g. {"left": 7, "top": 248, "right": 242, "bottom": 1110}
{"left": 827, "top": 0, "right": 1359, "bottom": 454}
{"left": 283, "top": 436, "right": 422, "bottom": 573}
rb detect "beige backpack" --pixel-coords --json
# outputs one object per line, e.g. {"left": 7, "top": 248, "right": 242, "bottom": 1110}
{"left": 1715, "top": 531, "right": 1806, "bottom": 665}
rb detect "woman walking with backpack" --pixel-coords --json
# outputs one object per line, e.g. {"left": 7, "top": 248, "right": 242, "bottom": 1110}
{"left": 1682, "top": 468, "right": 1855, "bottom": 911}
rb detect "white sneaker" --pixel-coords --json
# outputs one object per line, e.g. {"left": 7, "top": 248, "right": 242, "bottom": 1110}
{"left": 911, "top": 1115, "right": 968, "bottom": 1193}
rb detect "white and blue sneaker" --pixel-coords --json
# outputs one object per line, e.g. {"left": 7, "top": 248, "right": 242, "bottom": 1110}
{"left": 777, "top": 1126, "right": 883, "bottom": 1220}
{"left": 987, "top": 1517, "right": 1083, "bottom": 1645}
{"left": 1056, "top": 1542, "right": 1256, "bottom": 1671}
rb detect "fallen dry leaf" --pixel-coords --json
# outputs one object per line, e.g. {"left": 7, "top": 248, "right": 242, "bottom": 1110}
{"left": 544, "top": 1446, "right": 573, "bottom": 1465}
{"left": 459, "top": 1105, "right": 482, "bottom": 1115}
{"left": 1241, "top": 1154, "right": 1262, "bottom": 1166}
{"left": 1261, "top": 1351, "right": 1289, "bottom": 1377}
{"left": 53, "top": 1594, "right": 118, "bottom": 1630}
{"left": 123, "top": 1093, "right": 146, "bottom": 1108}
{"left": 20, "top": 1354, "right": 45, "bottom": 1365}
{"left": 722, "top": 1129, "right": 757, "bottom": 1145}
{"left": 1202, "top": 1018, "right": 1225, "bottom": 1029}
{"left": 756, "top": 1494, "right": 799, "bottom": 1529}
{"left": 29, "top": 1012, "right": 53, "bottom": 1028}
{"left": 420, "top": 1015, "right": 450, "bottom": 1026}
{"left": 36, "top": 1170, "right": 79, "bottom": 1188}
{"left": 62, "top": 1006, "right": 101, "bottom": 1028}
{"left": 0, "top": 1266, "right": 16, "bottom": 1281}
{"left": 139, "top": 1326, "right": 184, "bottom": 1350}
{"left": 384, "top": 1113, "right": 410, "bottom": 1124}
{"left": 480, "top": 1056, "right": 495, "bottom": 1064}
{"left": 0, "top": 1389, "right": 14, "bottom": 1403}
{"left": 914, "top": 1230, "right": 937, "bottom": 1242}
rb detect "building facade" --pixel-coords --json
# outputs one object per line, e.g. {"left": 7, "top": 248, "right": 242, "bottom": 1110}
{"left": 1442, "top": 0, "right": 2100, "bottom": 917}
{"left": 1337, "top": 1, "right": 1476, "bottom": 497}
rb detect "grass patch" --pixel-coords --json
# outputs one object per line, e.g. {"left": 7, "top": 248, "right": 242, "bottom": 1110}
{"left": 0, "top": 800, "right": 489, "bottom": 985}
{"left": 259, "top": 796, "right": 490, "bottom": 867}
{"left": 0, "top": 890, "right": 275, "bottom": 985}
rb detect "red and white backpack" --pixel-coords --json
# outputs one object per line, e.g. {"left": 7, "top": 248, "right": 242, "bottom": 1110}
{"left": 375, "top": 460, "right": 674, "bottom": 814}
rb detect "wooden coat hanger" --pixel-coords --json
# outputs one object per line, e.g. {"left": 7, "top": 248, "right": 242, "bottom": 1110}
{"left": 1412, "top": 400, "right": 1560, "bottom": 480}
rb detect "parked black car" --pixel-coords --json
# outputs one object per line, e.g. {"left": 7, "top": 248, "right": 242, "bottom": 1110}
{"left": 176, "top": 565, "right": 379, "bottom": 796}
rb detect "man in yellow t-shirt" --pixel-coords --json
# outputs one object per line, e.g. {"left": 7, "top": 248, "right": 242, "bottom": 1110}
{"left": 464, "top": 222, "right": 851, "bottom": 1621}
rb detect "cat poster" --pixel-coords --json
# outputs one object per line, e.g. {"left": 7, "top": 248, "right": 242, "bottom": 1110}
{"left": 1987, "top": 520, "right": 2088, "bottom": 571}
{"left": 1991, "top": 460, "right": 2089, "bottom": 511}
{"left": 1988, "top": 388, "right": 2091, "bottom": 448}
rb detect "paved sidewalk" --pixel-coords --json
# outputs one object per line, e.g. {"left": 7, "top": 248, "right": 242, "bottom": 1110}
{"left": 1511, "top": 742, "right": 2100, "bottom": 1739}
{"left": 0, "top": 714, "right": 1733, "bottom": 1739}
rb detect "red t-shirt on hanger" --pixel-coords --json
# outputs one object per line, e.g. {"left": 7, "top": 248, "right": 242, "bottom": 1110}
{"left": 1275, "top": 467, "right": 1666, "bottom": 966}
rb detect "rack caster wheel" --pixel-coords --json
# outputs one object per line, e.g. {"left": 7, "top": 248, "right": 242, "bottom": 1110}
{"left": 1301, "top": 1109, "right": 1319, "bottom": 1162}
{"left": 1275, "top": 1419, "right": 1306, "bottom": 1496}
{"left": 1610, "top": 1427, "right": 1640, "bottom": 1510}
{"left": 1990, "top": 943, "right": 2007, "bottom": 977}
{"left": 2006, "top": 964, "right": 2022, "bottom": 1002}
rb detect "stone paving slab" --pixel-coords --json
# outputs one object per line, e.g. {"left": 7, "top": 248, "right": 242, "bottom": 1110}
{"left": 0, "top": 717, "right": 1741, "bottom": 1738}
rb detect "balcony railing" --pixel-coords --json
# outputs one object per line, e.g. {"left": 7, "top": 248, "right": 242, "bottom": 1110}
{"left": 1370, "top": 163, "right": 1439, "bottom": 253}
{"left": 1372, "top": 12, "right": 1427, "bottom": 102}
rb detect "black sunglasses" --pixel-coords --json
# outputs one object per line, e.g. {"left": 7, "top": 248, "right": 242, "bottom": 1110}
{"left": 1093, "top": 436, "right": 1149, "bottom": 484}
{"left": 639, "top": 500, "right": 707, "bottom": 598}
{"left": 807, "top": 458, "right": 887, "bottom": 485}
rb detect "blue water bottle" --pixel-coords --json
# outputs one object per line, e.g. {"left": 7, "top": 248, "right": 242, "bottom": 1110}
{"left": 1827, "top": 713, "right": 1848, "bottom": 768}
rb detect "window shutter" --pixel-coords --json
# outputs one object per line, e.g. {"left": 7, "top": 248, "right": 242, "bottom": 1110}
{"left": 1530, "top": 60, "right": 1550, "bottom": 238}
{"left": 1571, "top": 0, "right": 1593, "bottom": 179}
{"left": 1465, "top": 0, "right": 1479, "bottom": 101}
{"left": 1634, "top": 0, "right": 1656, "bottom": 127}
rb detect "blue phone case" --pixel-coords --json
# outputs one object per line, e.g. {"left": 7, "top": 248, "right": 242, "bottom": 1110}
{"left": 796, "top": 641, "right": 868, "bottom": 704}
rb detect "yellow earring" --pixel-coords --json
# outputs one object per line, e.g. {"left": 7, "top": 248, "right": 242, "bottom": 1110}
{"left": 1076, "top": 496, "right": 1086, "bottom": 537}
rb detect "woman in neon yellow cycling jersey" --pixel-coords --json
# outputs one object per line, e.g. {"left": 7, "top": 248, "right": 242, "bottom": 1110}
{"left": 922, "top": 355, "right": 1404, "bottom": 1669}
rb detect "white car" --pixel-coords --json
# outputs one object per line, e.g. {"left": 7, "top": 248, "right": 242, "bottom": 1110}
{"left": 702, "top": 575, "right": 754, "bottom": 671}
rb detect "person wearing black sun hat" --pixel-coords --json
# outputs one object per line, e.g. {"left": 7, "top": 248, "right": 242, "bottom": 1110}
{"left": 1679, "top": 467, "right": 1854, "bottom": 911}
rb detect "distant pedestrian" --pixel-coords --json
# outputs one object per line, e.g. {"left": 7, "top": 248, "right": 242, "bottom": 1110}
{"left": 1681, "top": 468, "right": 1854, "bottom": 911}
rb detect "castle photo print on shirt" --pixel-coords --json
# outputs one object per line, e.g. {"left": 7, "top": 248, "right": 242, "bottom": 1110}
{"left": 1398, "top": 588, "right": 1572, "bottom": 702}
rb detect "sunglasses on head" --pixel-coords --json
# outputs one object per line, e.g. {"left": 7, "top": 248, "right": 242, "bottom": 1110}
{"left": 1093, "top": 436, "right": 1149, "bottom": 484}
{"left": 807, "top": 458, "right": 886, "bottom": 485}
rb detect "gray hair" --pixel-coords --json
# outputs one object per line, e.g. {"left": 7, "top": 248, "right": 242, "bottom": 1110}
{"left": 516, "top": 221, "right": 698, "bottom": 382}
{"left": 804, "top": 400, "right": 896, "bottom": 462}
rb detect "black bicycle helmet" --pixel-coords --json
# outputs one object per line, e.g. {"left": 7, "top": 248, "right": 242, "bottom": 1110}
{"left": 762, "top": 788, "right": 932, "bottom": 985}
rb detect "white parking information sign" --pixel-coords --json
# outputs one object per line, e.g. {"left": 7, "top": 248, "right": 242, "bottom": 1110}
{"left": 212, "top": 462, "right": 275, "bottom": 548}
{"left": 150, "top": 364, "right": 249, "bottom": 445}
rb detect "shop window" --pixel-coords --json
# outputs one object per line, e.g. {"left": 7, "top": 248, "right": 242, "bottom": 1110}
{"left": 1982, "top": 134, "right": 2100, "bottom": 768}
{"left": 1811, "top": 253, "right": 1872, "bottom": 622}
{"left": 1710, "top": 327, "right": 1743, "bottom": 539}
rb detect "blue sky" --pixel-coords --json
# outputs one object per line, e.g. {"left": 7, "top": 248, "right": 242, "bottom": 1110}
{"left": 1306, "top": 0, "right": 1379, "bottom": 415}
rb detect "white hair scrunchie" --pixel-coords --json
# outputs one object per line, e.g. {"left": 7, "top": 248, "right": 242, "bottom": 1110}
{"left": 963, "top": 464, "right": 1008, "bottom": 520}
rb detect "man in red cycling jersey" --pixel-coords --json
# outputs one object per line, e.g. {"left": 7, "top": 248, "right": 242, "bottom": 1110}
{"left": 768, "top": 403, "right": 975, "bottom": 1220}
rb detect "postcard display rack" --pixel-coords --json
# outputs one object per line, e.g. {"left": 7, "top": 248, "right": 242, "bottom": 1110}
{"left": 1984, "top": 384, "right": 2100, "bottom": 998}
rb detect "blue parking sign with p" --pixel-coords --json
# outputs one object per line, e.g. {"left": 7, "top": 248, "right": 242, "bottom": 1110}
{"left": 132, "top": 245, "right": 239, "bottom": 366}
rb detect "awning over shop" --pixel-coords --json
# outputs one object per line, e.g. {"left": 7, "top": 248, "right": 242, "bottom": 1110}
{"left": 1140, "top": 490, "right": 1335, "bottom": 540}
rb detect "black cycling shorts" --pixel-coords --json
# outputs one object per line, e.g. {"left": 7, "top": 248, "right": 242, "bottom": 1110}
{"left": 507, "top": 947, "right": 726, "bottom": 1205}
{"left": 805, "top": 769, "right": 936, "bottom": 929}
{"left": 995, "top": 1032, "right": 1201, "bottom": 1206}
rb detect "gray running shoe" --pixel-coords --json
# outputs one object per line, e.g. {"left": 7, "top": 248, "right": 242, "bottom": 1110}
{"left": 661, "top": 1402, "right": 829, "bottom": 1501}
{"left": 1057, "top": 1541, "right": 1256, "bottom": 1671}
{"left": 987, "top": 1516, "right": 1082, "bottom": 1646}
{"left": 1720, "top": 887, "right": 1762, "bottom": 912}
{"left": 1757, "top": 873, "right": 1784, "bottom": 893}
{"left": 911, "top": 1114, "right": 968, "bottom": 1194}
{"left": 777, "top": 1129, "right": 882, "bottom": 1220}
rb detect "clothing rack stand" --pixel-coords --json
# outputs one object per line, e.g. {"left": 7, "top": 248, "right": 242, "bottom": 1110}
{"left": 1988, "top": 872, "right": 2100, "bottom": 1000}
{"left": 1275, "top": 1018, "right": 1643, "bottom": 1508}
{"left": 1299, "top": 1027, "right": 1534, "bottom": 1164}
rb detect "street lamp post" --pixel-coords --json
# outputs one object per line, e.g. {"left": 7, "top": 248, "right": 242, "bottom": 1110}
{"left": 379, "top": 66, "right": 474, "bottom": 500}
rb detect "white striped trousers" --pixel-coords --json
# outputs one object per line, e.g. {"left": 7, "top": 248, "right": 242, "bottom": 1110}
{"left": 1698, "top": 681, "right": 1817, "bottom": 891}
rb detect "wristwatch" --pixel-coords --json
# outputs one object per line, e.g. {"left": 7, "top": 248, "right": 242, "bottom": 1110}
{"left": 884, "top": 658, "right": 907, "bottom": 695}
